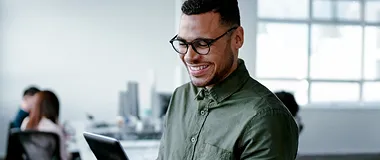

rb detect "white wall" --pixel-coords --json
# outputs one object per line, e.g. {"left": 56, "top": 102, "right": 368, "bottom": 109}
{"left": 0, "top": 0, "right": 177, "bottom": 156}
{"left": 0, "top": 0, "right": 177, "bottom": 121}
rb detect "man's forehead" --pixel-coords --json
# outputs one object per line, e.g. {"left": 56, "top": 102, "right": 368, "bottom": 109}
{"left": 178, "top": 13, "right": 222, "bottom": 40}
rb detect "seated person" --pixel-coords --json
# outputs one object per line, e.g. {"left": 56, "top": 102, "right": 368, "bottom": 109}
{"left": 11, "top": 86, "right": 40, "bottom": 128}
{"left": 21, "top": 90, "right": 68, "bottom": 160}
{"left": 274, "top": 91, "right": 304, "bottom": 133}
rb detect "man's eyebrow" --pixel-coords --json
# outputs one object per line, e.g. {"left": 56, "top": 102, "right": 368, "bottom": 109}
{"left": 176, "top": 36, "right": 213, "bottom": 41}
{"left": 176, "top": 36, "right": 185, "bottom": 40}
{"left": 194, "top": 37, "right": 213, "bottom": 41}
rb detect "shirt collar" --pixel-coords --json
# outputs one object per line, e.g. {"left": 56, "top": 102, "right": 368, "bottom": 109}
{"left": 195, "top": 59, "right": 250, "bottom": 103}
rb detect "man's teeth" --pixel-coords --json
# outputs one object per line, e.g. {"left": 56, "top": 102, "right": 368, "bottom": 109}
{"left": 190, "top": 65, "right": 208, "bottom": 71}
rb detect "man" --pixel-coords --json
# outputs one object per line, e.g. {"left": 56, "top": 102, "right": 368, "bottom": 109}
{"left": 11, "top": 86, "right": 40, "bottom": 128}
{"left": 158, "top": 0, "right": 299, "bottom": 159}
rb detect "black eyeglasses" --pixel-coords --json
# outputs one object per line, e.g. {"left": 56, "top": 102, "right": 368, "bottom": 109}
{"left": 169, "top": 27, "right": 238, "bottom": 55}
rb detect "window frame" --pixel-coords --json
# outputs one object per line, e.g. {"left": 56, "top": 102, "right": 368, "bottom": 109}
{"left": 254, "top": 0, "right": 380, "bottom": 104}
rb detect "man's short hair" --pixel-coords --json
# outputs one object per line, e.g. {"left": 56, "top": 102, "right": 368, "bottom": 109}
{"left": 274, "top": 91, "right": 299, "bottom": 117}
{"left": 23, "top": 86, "right": 40, "bottom": 97}
{"left": 181, "top": 0, "right": 240, "bottom": 27}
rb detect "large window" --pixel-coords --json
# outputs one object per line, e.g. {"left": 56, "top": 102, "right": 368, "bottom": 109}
{"left": 310, "top": 25, "right": 362, "bottom": 80}
{"left": 256, "top": 23, "right": 308, "bottom": 79}
{"left": 256, "top": 0, "right": 380, "bottom": 104}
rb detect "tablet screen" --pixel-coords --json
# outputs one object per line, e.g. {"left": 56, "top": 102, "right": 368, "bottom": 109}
{"left": 83, "top": 132, "right": 129, "bottom": 160}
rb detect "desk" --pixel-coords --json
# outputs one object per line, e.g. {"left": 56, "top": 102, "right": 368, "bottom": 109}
{"left": 121, "top": 140, "right": 160, "bottom": 160}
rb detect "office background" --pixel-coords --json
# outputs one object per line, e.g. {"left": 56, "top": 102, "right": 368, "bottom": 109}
{"left": 1, "top": 0, "right": 380, "bottom": 158}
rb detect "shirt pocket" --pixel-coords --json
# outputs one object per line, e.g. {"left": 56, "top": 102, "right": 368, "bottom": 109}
{"left": 199, "top": 142, "right": 232, "bottom": 160}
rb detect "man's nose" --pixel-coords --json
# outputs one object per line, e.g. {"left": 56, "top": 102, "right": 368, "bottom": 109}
{"left": 184, "top": 46, "right": 200, "bottom": 63}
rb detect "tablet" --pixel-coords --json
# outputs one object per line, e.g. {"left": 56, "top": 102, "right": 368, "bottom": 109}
{"left": 83, "top": 132, "right": 129, "bottom": 160}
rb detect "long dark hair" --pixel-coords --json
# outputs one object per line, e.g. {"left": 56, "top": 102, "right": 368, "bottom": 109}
{"left": 26, "top": 90, "right": 60, "bottom": 129}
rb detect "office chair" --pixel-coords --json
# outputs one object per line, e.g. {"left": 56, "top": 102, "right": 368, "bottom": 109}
{"left": 6, "top": 130, "right": 61, "bottom": 160}
{"left": 5, "top": 121, "right": 22, "bottom": 160}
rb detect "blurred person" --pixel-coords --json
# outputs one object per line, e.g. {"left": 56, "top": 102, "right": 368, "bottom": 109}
{"left": 158, "top": 0, "right": 299, "bottom": 159}
{"left": 274, "top": 91, "right": 304, "bottom": 133}
{"left": 21, "top": 90, "right": 68, "bottom": 160}
{"left": 11, "top": 86, "right": 40, "bottom": 128}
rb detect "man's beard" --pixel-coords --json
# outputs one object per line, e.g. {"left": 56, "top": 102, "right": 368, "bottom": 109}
{"left": 205, "top": 52, "right": 235, "bottom": 87}
{"left": 190, "top": 50, "right": 235, "bottom": 88}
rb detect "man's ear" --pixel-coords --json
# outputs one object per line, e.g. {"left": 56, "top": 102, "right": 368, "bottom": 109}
{"left": 233, "top": 26, "right": 244, "bottom": 49}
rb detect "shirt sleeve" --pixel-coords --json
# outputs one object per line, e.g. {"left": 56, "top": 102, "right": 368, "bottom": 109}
{"left": 12, "top": 108, "right": 29, "bottom": 128}
{"left": 156, "top": 111, "right": 168, "bottom": 160}
{"left": 156, "top": 88, "right": 178, "bottom": 160}
{"left": 239, "top": 108, "right": 299, "bottom": 160}
{"left": 157, "top": 127, "right": 165, "bottom": 160}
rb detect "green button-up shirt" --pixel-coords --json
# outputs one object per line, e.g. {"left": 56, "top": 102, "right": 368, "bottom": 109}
{"left": 157, "top": 59, "right": 299, "bottom": 160}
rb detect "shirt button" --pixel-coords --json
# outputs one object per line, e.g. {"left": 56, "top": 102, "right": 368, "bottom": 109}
{"left": 200, "top": 110, "right": 206, "bottom": 116}
{"left": 191, "top": 137, "right": 197, "bottom": 143}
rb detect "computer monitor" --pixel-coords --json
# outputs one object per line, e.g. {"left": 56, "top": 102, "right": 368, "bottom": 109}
{"left": 157, "top": 93, "right": 172, "bottom": 118}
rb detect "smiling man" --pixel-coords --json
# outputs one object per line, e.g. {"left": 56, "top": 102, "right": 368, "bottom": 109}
{"left": 157, "top": 0, "right": 299, "bottom": 159}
